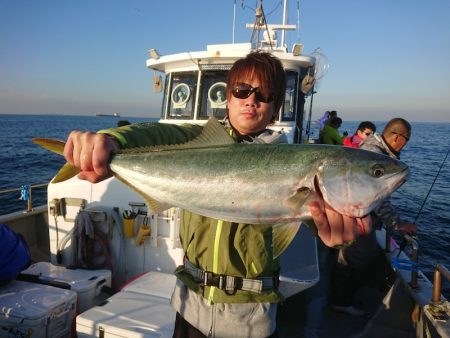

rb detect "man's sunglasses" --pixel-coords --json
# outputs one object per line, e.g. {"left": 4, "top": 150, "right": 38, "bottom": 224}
{"left": 392, "top": 132, "right": 410, "bottom": 142}
{"left": 231, "top": 83, "right": 273, "bottom": 103}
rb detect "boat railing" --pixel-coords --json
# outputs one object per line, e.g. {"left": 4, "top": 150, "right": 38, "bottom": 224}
{"left": 432, "top": 264, "right": 450, "bottom": 303}
{"left": 385, "top": 224, "right": 450, "bottom": 323}
{"left": 426, "top": 264, "right": 450, "bottom": 324}
{"left": 0, "top": 182, "right": 49, "bottom": 213}
{"left": 385, "top": 227, "right": 420, "bottom": 288}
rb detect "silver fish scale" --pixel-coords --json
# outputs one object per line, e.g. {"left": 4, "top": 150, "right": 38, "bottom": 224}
{"left": 110, "top": 144, "right": 409, "bottom": 223}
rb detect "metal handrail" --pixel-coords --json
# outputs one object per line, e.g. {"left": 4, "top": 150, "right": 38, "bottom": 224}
{"left": 0, "top": 182, "right": 49, "bottom": 212}
{"left": 432, "top": 264, "right": 450, "bottom": 303}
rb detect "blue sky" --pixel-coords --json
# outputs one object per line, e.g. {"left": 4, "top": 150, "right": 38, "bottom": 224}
{"left": 1, "top": 0, "right": 450, "bottom": 122}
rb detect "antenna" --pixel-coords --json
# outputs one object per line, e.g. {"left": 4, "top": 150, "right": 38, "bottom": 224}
{"left": 232, "top": 0, "right": 237, "bottom": 43}
{"left": 245, "top": 0, "right": 296, "bottom": 50}
{"left": 281, "top": 0, "right": 287, "bottom": 48}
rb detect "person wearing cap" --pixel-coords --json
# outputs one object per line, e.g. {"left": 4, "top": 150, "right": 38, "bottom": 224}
{"left": 330, "top": 117, "right": 417, "bottom": 316}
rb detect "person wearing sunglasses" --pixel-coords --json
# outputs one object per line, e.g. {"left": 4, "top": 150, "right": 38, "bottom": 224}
{"left": 63, "top": 51, "right": 372, "bottom": 338}
{"left": 343, "top": 121, "right": 377, "bottom": 148}
{"left": 361, "top": 118, "right": 416, "bottom": 234}
{"left": 330, "top": 117, "right": 417, "bottom": 317}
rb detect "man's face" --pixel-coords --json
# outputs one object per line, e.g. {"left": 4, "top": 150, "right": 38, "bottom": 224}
{"left": 390, "top": 132, "right": 409, "bottom": 153}
{"left": 357, "top": 128, "right": 373, "bottom": 140}
{"left": 227, "top": 79, "right": 274, "bottom": 135}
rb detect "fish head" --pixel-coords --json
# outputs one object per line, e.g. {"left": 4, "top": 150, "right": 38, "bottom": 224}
{"left": 314, "top": 147, "right": 410, "bottom": 218}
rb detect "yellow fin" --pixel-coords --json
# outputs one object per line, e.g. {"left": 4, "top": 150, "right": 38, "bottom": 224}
{"left": 32, "top": 138, "right": 81, "bottom": 183}
{"left": 144, "top": 196, "right": 172, "bottom": 214}
{"left": 52, "top": 163, "right": 81, "bottom": 183}
{"left": 272, "top": 222, "right": 301, "bottom": 259}
{"left": 112, "top": 173, "right": 172, "bottom": 214}
{"left": 32, "top": 138, "right": 66, "bottom": 155}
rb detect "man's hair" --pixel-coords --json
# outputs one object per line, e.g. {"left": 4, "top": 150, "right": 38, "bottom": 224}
{"left": 226, "top": 51, "right": 286, "bottom": 118}
{"left": 357, "top": 121, "right": 376, "bottom": 133}
{"left": 382, "top": 118, "right": 411, "bottom": 139}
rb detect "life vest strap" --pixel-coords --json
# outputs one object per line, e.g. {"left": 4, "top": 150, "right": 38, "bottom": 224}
{"left": 183, "top": 258, "right": 276, "bottom": 294}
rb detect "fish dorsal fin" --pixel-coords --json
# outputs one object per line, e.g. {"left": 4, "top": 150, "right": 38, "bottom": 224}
{"left": 120, "top": 117, "right": 235, "bottom": 154}
{"left": 187, "top": 117, "right": 235, "bottom": 147}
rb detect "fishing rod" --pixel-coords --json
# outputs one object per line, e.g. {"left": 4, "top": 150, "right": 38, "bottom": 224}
{"left": 413, "top": 145, "right": 450, "bottom": 223}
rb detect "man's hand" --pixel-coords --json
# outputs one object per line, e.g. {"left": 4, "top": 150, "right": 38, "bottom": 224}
{"left": 309, "top": 200, "right": 372, "bottom": 247}
{"left": 63, "top": 131, "right": 120, "bottom": 183}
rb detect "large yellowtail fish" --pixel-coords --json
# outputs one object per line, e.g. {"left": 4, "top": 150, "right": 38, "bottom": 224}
{"left": 33, "top": 118, "right": 409, "bottom": 254}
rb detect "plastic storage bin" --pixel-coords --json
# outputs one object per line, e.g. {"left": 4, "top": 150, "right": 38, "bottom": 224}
{"left": 76, "top": 271, "right": 176, "bottom": 338}
{"left": 0, "top": 280, "right": 77, "bottom": 338}
{"left": 20, "top": 262, "right": 111, "bottom": 312}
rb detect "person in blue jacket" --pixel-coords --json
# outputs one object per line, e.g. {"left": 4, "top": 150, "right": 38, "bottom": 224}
{"left": 0, "top": 223, "right": 31, "bottom": 284}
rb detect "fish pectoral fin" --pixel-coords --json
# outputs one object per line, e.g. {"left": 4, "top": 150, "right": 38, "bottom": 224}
{"left": 286, "top": 187, "right": 312, "bottom": 211}
{"left": 52, "top": 163, "right": 80, "bottom": 183}
{"left": 272, "top": 222, "right": 301, "bottom": 259}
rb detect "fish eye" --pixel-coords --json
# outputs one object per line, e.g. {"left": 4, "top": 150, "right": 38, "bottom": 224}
{"left": 371, "top": 164, "right": 385, "bottom": 178}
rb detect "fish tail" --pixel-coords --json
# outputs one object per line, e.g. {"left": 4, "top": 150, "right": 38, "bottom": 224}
{"left": 32, "top": 138, "right": 66, "bottom": 155}
{"left": 32, "top": 138, "right": 80, "bottom": 183}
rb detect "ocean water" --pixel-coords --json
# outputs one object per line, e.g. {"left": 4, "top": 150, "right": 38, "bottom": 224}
{"left": 1, "top": 114, "right": 449, "bottom": 298}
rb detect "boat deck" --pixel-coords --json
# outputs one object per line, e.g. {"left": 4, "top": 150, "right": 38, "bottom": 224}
{"left": 277, "top": 248, "right": 415, "bottom": 338}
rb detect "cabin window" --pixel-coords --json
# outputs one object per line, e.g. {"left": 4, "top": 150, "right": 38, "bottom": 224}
{"left": 198, "top": 71, "right": 228, "bottom": 120}
{"left": 281, "top": 71, "right": 298, "bottom": 121}
{"left": 167, "top": 72, "right": 197, "bottom": 119}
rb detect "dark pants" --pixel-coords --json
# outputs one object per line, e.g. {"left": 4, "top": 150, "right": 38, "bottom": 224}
{"left": 173, "top": 312, "right": 279, "bottom": 338}
{"left": 330, "top": 230, "right": 381, "bottom": 306}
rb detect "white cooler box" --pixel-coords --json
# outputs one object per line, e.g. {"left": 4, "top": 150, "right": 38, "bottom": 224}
{"left": 77, "top": 271, "right": 176, "bottom": 338}
{"left": 20, "top": 262, "right": 112, "bottom": 313}
{"left": 0, "top": 280, "right": 77, "bottom": 338}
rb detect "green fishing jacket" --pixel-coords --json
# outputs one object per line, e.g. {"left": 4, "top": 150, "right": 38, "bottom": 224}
{"left": 99, "top": 121, "right": 284, "bottom": 304}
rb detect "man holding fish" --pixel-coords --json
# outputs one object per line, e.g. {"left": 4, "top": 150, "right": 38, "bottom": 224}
{"left": 59, "top": 52, "right": 406, "bottom": 337}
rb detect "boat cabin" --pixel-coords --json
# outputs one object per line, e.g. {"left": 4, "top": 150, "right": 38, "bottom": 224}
{"left": 147, "top": 42, "right": 316, "bottom": 144}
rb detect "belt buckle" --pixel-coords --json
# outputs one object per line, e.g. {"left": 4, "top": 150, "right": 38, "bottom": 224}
{"left": 203, "top": 271, "right": 225, "bottom": 289}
